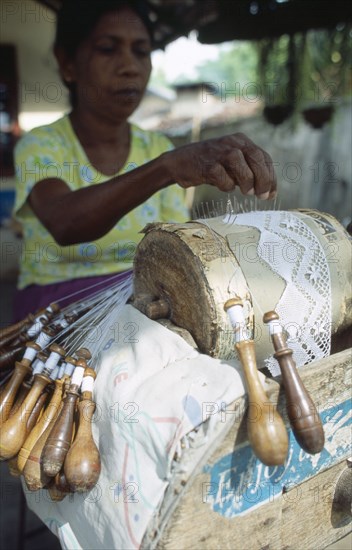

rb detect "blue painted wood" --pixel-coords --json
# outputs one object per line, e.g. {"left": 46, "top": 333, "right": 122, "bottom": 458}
{"left": 203, "top": 398, "right": 352, "bottom": 518}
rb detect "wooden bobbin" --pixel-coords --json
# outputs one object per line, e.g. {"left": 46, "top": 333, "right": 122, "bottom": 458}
{"left": 65, "top": 368, "right": 101, "bottom": 492}
{"left": 23, "top": 398, "right": 65, "bottom": 491}
{"left": 7, "top": 382, "right": 52, "bottom": 478}
{"left": 47, "top": 303, "right": 60, "bottom": 316}
{"left": 0, "top": 314, "right": 34, "bottom": 340}
{"left": 42, "top": 343, "right": 66, "bottom": 376}
{"left": 16, "top": 350, "right": 50, "bottom": 400}
{"left": 263, "top": 310, "right": 325, "bottom": 454}
{"left": 42, "top": 358, "right": 87, "bottom": 478}
{"left": 0, "top": 322, "right": 32, "bottom": 349}
{"left": 18, "top": 375, "right": 66, "bottom": 474}
{"left": 0, "top": 345, "right": 64, "bottom": 460}
{"left": 0, "top": 342, "right": 41, "bottom": 425}
{"left": 22, "top": 361, "right": 68, "bottom": 490}
{"left": 47, "top": 471, "right": 72, "bottom": 502}
{"left": 0, "top": 344, "right": 25, "bottom": 373}
{"left": 0, "top": 372, "right": 52, "bottom": 460}
{"left": 224, "top": 298, "right": 289, "bottom": 466}
{"left": 34, "top": 326, "right": 57, "bottom": 351}
{"left": 26, "top": 387, "right": 51, "bottom": 433}
{"left": 75, "top": 348, "right": 92, "bottom": 362}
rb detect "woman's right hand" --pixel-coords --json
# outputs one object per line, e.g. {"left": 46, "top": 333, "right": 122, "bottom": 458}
{"left": 163, "top": 133, "right": 277, "bottom": 199}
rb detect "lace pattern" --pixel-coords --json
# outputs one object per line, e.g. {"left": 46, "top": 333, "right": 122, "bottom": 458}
{"left": 224, "top": 211, "right": 331, "bottom": 375}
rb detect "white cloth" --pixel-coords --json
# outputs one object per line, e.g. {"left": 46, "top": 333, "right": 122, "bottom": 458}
{"left": 24, "top": 305, "right": 248, "bottom": 550}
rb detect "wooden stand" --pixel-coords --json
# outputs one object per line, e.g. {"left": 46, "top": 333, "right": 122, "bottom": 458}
{"left": 141, "top": 349, "right": 352, "bottom": 550}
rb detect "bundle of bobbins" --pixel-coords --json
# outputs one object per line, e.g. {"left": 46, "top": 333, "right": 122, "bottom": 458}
{"left": 1, "top": 268, "right": 326, "bottom": 484}
{"left": 0, "top": 302, "right": 101, "bottom": 501}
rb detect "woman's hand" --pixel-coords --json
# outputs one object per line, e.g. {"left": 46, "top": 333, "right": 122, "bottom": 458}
{"left": 163, "top": 133, "right": 277, "bottom": 199}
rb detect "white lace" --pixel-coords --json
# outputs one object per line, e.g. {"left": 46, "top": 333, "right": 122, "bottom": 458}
{"left": 223, "top": 211, "right": 331, "bottom": 375}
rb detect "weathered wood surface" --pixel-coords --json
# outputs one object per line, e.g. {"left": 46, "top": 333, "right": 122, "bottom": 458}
{"left": 133, "top": 217, "right": 352, "bottom": 366}
{"left": 142, "top": 348, "right": 352, "bottom": 550}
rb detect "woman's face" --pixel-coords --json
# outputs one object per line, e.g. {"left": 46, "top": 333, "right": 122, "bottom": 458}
{"left": 65, "top": 7, "right": 152, "bottom": 122}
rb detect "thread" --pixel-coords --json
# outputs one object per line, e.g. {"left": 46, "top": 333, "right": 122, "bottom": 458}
{"left": 71, "top": 366, "right": 85, "bottom": 388}
{"left": 23, "top": 346, "right": 39, "bottom": 363}
{"left": 32, "top": 359, "right": 45, "bottom": 376}
{"left": 266, "top": 319, "right": 283, "bottom": 335}
{"left": 50, "top": 366, "right": 59, "bottom": 381}
{"left": 27, "top": 319, "right": 45, "bottom": 338}
{"left": 44, "top": 352, "right": 61, "bottom": 374}
{"left": 81, "top": 376, "right": 94, "bottom": 394}
{"left": 64, "top": 361, "right": 75, "bottom": 377}
{"left": 58, "top": 364, "right": 66, "bottom": 379}
{"left": 35, "top": 331, "right": 53, "bottom": 350}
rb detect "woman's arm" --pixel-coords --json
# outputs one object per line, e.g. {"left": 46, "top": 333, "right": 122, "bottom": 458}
{"left": 29, "top": 133, "right": 277, "bottom": 246}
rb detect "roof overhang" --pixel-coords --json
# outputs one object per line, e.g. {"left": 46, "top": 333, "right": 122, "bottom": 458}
{"left": 37, "top": 0, "right": 352, "bottom": 49}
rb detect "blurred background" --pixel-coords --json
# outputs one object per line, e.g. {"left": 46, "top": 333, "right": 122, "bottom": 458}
{"left": 0, "top": 1, "right": 351, "bottom": 548}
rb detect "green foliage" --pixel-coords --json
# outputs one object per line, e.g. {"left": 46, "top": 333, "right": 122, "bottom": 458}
{"left": 193, "top": 42, "right": 258, "bottom": 89}
{"left": 149, "top": 24, "right": 351, "bottom": 116}
{"left": 256, "top": 25, "right": 352, "bottom": 108}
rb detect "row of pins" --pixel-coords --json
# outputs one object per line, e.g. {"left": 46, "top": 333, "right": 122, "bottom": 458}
{"left": 192, "top": 193, "right": 282, "bottom": 220}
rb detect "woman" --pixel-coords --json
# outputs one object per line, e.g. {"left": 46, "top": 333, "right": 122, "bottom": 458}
{"left": 13, "top": 0, "right": 276, "bottom": 318}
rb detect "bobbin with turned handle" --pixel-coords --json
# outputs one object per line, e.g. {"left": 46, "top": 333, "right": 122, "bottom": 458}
{"left": 0, "top": 342, "right": 41, "bottom": 424}
{"left": 47, "top": 470, "right": 72, "bottom": 502}
{"left": 0, "top": 343, "right": 25, "bottom": 372}
{"left": 64, "top": 367, "right": 101, "bottom": 492}
{"left": 263, "top": 310, "right": 325, "bottom": 454}
{"left": 0, "top": 317, "right": 35, "bottom": 348}
{"left": 42, "top": 358, "right": 87, "bottom": 477}
{"left": 75, "top": 348, "right": 92, "bottom": 362}
{"left": 0, "top": 313, "right": 35, "bottom": 340}
{"left": 18, "top": 369, "right": 66, "bottom": 474}
{"left": 23, "top": 379, "right": 67, "bottom": 491}
{"left": 4, "top": 351, "right": 49, "bottom": 422}
{"left": 224, "top": 297, "right": 289, "bottom": 466}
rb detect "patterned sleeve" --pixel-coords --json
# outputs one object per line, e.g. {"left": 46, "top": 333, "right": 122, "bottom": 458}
{"left": 14, "top": 126, "right": 66, "bottom": 218}
{"left": 150, "top": 131, "right": 190, "bottom": 223}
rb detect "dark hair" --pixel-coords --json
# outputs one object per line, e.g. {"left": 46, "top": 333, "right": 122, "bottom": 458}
{"left": 55, "top": 0, "right": 154, "bottom": 55}
{"left": 55, "top": 0, "right": 154, "bottom": 105}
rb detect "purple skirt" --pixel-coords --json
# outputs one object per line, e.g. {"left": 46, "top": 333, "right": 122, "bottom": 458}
{"left": 12, "top": 270, "right": 133, "bottom": 322}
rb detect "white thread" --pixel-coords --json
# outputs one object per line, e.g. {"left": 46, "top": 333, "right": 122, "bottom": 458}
{"left": 31, "top": 358, "right": 40, "bottom": 371}
{"left": 32, "top": 359, "right": 45, "bottom": 375}
{"left": 64, "top": 273, "right": 133, "bottom": 358}
{"left": 71, "top": 366, "right": 85, "bottom": 387}
{"left": 59, "top": 318, "right": 69, "bottom": 329}
{"left": 44, "top": 351, "right": 61, "bottom": 373}
{"left": 54, "top": 272, "right": 128, "bottom": 304}
{"left": 81, "top": 376, "right": 94, "bottom": 393}
{"left": 227, "top": 304, "right": 244, "bottom": 327}
{"left": 58, "top": 364, "right": 66, "bottom": 379}
{"left": 23, "top": 346, "right": 38, "bottom": 362}
{"left": 267, "top": 320, "right": 282, "bottom": 335}
{"left": 64, "top": 361, "right": 75, "bottom": 377}
{"left": 35, "top": 331, "right": 52, "bottom": 349}
{"left": 27, "top": 319, "right": 44, "bottom": 338}
{"left": 50, "top": 366, "right": 59, "bottom": 380}
{"left": 226, "top": 304, "right": 248, "bottom": 343}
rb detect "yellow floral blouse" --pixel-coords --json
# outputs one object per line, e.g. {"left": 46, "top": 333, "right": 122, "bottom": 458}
{"left": 14, "top": 115, "right": 188, "bottom": 289}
